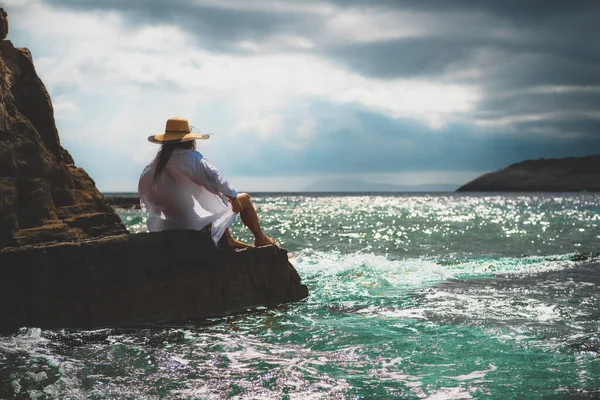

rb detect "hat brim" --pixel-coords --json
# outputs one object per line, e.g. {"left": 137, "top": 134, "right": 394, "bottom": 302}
{"left": 148, "top": 132, "right": 210, "bottom": 144}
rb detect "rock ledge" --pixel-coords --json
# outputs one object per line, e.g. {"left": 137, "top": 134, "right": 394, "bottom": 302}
{"left": 0, "top": 230, "right": 308, "bottom": 333}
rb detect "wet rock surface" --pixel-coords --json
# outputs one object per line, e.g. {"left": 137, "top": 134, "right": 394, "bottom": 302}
{"left": 457, "top": 155, "right": 600, "bottom": 192}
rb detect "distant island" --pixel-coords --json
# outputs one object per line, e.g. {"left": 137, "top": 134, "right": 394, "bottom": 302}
{"left": 457, "top": 155, "right": 600, "bottom": 192}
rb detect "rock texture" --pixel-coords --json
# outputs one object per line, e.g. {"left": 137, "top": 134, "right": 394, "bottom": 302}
{"left": 457, "top": 155, "right": 600, "bottom": 192}
{"left": 0, "top": 8, "right": 7, "bottom": 40}
{"left": 0, "top": 230, "right": 308, "bottom": 332}
{"left": 0, "top": 8, "right": 127, "bottom": 249}
{"left": 0, "top": 7, "right": 308, "bottom": 332}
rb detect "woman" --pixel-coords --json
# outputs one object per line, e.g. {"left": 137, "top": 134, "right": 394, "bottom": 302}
{"left": 138, "top": 117, "right": 275, "bottom": 248}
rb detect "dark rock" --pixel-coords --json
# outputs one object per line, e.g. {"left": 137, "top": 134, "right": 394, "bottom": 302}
{"left": 457, "top": 155, "right": 600, "bottom": 192}
{"left": 0, "top": 230, "right": 309, "bottom": 333}
{"left": 0, "top": 9, "right": 127, "bottom": 249}
{"left": 0, "top": 8, "right": 6, "bottom": 40}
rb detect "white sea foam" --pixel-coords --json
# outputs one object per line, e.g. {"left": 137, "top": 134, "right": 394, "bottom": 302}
{"left": 293, "top": 248, "right": 591, "bottom": 294}
{"left": 0, "top": 328, "right": 86, "bottom": 399}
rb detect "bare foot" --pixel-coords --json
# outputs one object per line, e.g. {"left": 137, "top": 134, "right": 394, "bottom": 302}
{"left": 254, "top": 235, "right": 278, "bottom": 247}
{"left": 226, "top": 236, "right": 251, "bottom": 249}
{"left": 224, "top": 228, "right": 251, "bottom": 249}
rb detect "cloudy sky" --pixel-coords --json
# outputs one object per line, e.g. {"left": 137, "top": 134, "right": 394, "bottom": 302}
{"left": 5, "top": 0, "right": 600, "bottom": 191}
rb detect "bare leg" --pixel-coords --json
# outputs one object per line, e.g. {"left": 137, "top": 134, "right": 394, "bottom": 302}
{"left": 224, "top": 228, "right": 251, "bottom": 249}
{"left": 236, "top": 193, "right": 277, "bottom": 247}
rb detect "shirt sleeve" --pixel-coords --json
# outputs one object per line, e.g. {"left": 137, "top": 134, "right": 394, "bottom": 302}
{"left": 195, "top": 155, "right": 238, "bottom": 199}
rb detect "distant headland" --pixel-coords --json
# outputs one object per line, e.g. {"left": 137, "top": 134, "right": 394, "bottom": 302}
{"left": 457, "top": 155, "right": 600, "bottom": 192}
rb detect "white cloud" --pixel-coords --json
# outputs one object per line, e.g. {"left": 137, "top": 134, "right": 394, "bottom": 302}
{"left": 12, "top": 2, "right": 478, "bottom": 137}
{"left": 473, "top": 110, "right": 600, "bottom": 128}
{"left": 493, "top": 85, "right": 600, "bottom": 99}
{"left": 239, "top": 34, "right": 316, "bottom": 52}
{"left": 236, "top": 40, "right": 261, "bottom": 52}
{"left": 324, "top": 9, "right": 426, "bottom": 43}
{"left": 331, "top": 82, "right": 476, "bottom": 129}
{"left": 52, "top": 96, "right": 78, "bottom": 119}
{"left": 296, "top": 119, "right": 316, "bottom": 140}
{"left": 233, "top": 114, "right": 284, "bottom": 139}
{"left": 3, "top": 0, "right": 37, "bottom": 7}
{"left": 272, "top": 34, "right": 316, "bottom": 49}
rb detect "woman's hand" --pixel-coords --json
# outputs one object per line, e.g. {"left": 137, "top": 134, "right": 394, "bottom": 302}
{"left": 228, "top": 196, "right": 242, "bottom": 214}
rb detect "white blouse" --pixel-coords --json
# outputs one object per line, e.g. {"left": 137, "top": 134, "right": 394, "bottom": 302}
{"left": 138, "top": 148, "right": 238, "bottom": 245}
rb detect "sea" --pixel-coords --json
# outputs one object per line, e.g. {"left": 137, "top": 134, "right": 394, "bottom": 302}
{"left": 1, "top": 193, "right": 599, "bottom": 399}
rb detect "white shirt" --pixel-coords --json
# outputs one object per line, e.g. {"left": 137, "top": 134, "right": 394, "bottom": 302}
{"left": 138, "top": 148, "right": 238, "bottom": 245}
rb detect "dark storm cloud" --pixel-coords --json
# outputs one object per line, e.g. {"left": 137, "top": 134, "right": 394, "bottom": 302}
{"left": 321, "top": 0, "right": 600, "bottom": 142}
{"left": 44, "top": 0, "right": 600, "bottom": 80}
{"left": 324, "top": 34, "right": 600, "bottom": 87}
{"left": 41, "top": 0, "right": 600, "bottom": 166}
{"left": 477, "top": 90, "right": 600, "bottom": 120}
{"left": 44, "top": 0, "right": 320, "bottom": 52}
{"left": 333, "top": 0, "right": 599, "bottom": 24}
{"left": 44, "top": 0, "right": 600, "bottom": 74}
{"left": 485, "top": 58, "right": 600, "bottom": 95}
{"left": 323, "top": 37, "right": 476, "bottom": 79}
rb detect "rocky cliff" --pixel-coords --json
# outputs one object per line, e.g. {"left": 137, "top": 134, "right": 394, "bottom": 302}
{"left": 0, "top": 8, "right": 127, "bottom": 249}
{"left": 457, "top": 155, "right": 600, "bottom": 192}
{"left": 0, "top": 8, "right": 308, "bottom": 332}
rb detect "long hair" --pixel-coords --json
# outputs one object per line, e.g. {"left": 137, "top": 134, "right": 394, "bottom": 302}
{"left": 153, "top": 140, "right": 196, "bottom": 180}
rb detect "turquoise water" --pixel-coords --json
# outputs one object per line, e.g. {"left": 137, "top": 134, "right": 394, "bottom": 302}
{"left": 1, "top": 193, "right": 599, "bottom": 399}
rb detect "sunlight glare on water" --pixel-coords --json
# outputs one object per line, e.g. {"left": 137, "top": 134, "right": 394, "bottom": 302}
{"left": 1, "top": 193, "right": 599, "bottom": 399}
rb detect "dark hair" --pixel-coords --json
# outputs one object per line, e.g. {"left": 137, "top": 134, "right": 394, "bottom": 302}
{"left": 154, "top": 140, "right": 196, "bottom": 180}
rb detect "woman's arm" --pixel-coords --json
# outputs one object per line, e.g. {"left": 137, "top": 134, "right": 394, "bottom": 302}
{"left": 194, "top": 155, "right": 241, "bottom": 212}
{"left": 201, "top": 158, "right": 238, "bottom": 197}
{"left": 227, "top": 195, "right": 242, "bottom": 213}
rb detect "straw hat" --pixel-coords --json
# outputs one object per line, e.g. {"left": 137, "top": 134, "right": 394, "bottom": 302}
{"left": 148, "top": 117, "right": 210, "bottom": 144}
